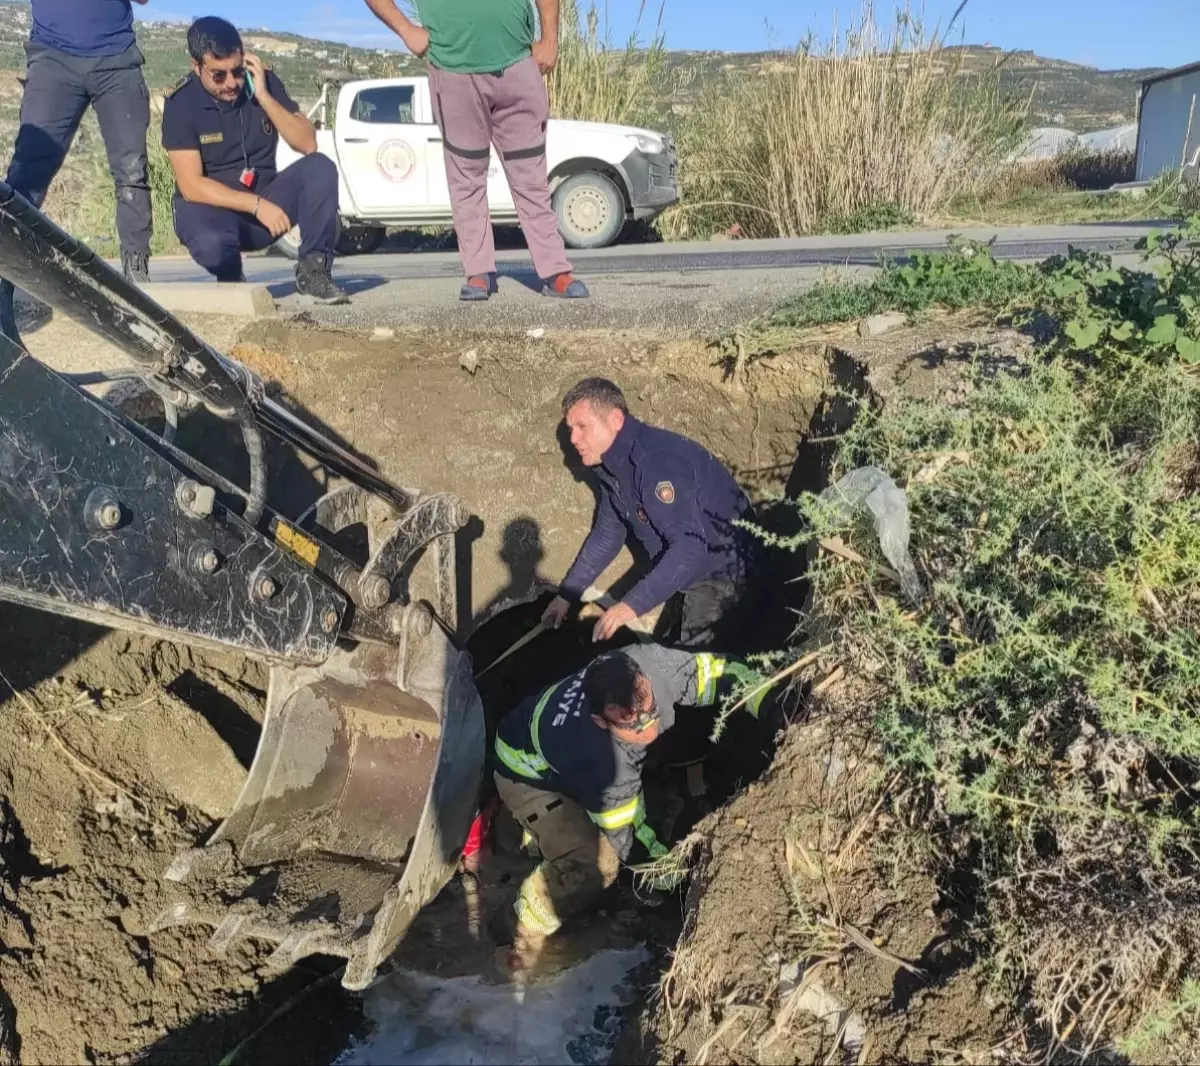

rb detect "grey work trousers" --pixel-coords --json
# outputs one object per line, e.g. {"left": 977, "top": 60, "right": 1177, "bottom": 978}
{"left": 494, "top": 772, "right": 619, "bottom": 935}
{"left": 6, "top": 41, "right": 152, "bottom": 254}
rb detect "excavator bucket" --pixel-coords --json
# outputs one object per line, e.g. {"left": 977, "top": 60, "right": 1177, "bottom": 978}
{"left": 155, "top": 617, "right": 485, "bottom": 990}
{"left": 0, "top": 182, "right": 486, "bottom": 991}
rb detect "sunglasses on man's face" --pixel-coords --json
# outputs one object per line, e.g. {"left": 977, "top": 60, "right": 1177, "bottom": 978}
{"left": 609, "top": 698, "right": 660, "bottom": 734}
{"left": 206, "top": 66, "right": 246, "bottom": 85}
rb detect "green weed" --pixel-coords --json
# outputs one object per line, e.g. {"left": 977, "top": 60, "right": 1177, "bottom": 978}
{"left": 1034, "top": 215, "right": 1200, "bottom": 367}
{"left": 732, "top": 237, "right": 1044, "bottom": 352}
{"left": 1121, "top": 980, "right": 1200, "bottom": 1057}
{"left": 820, "top": 201, "right": 917, "bottom": 235}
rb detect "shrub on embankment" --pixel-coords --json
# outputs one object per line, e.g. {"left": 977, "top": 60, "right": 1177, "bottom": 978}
{"left": 758, "top": 220, "right": 1200, "bottom": 1055}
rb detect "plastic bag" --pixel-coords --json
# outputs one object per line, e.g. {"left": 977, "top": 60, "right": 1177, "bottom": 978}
{"left": 822, "top": 466, "right": 923, "bottom": 601}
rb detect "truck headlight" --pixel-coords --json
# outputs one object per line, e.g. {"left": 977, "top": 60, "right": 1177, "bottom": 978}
{"left": 628, "top": 133, "right": 665, "bottom": 155}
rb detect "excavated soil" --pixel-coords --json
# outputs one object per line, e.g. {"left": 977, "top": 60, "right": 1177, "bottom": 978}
{"left": 618, "top": 699, "right": 1019, "bottom": 1066}
{"left": 0, "top": 610, "right": 363, "bottom": 1065}
{"left": 0, "top": 306, "right": 1028, "bottom": 1063}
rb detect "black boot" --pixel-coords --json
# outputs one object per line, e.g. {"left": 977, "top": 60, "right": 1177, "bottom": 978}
{"left": 121, "top": 249, "right": 150, "bottom": 284}
{"left": 0, "top": 279, "right": 20, "bottom": 347}
{"left": 295, "top": 253, "right": 348, "bottom": 305}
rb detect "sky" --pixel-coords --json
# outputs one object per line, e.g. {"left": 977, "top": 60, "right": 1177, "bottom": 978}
{"left": 138, "top": 0, "right": 1200, "bottom": 72}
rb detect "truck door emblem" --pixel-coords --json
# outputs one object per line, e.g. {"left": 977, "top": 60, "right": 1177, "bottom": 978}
{"left": 376, "top": 139, "right": 416, "bottom": 182}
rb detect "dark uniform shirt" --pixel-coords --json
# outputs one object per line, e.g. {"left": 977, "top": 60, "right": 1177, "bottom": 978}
{"left": 560, "top": 417, "right": 754, "bottom": 616}
{"left": 161, "top": 71, "right": 298, "bottom": 192}
{"left": 31, "top": 0, "right": 136, "bottom": 58}
{"left": 495, "top": 645, "right": 758, "bottom": 861}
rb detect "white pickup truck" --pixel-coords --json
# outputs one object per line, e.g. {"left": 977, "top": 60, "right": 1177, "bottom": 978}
{"left": 275, "top": 75, "right": 680, "bottom": 257}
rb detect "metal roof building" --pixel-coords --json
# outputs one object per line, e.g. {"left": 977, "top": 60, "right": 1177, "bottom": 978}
{"left": 1136, "top": 60, "right": 1200, "bottom": 181}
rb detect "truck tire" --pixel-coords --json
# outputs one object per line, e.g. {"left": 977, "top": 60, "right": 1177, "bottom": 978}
{"left": 336, "top": 225, "right": 386, "bottom": 256}
{"left": 553, "top": 172, "right": 626, "bottom": 250}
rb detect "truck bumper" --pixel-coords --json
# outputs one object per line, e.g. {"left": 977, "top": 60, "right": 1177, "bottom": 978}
{"left": 623, "top": 139, "right": 680, "bottom": 219}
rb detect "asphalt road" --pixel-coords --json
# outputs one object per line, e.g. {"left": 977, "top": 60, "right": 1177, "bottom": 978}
{"left": 146, "top": 222, "right": 1165, "bottom": 333}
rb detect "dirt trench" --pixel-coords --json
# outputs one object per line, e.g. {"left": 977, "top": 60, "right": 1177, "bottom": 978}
{"left": 0, "top": 316, "right": 842, "bottom": 1063}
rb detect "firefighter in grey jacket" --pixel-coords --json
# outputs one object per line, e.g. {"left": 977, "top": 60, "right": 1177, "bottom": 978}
{"left": 493, "top": 642, "right": 774, "bottom": 956}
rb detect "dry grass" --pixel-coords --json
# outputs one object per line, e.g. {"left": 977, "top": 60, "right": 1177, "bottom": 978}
{"left": 981, "top": 148, "right": 1135, "bottom": 202}
{"left": 546, "top": 0, "right": 683, "bottom": 128}
{"left": 658, "top": 1, "right": 1027, "bottom": 240}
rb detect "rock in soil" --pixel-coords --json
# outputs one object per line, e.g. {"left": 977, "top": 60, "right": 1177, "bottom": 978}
{"left": 858, "top": 310, "right": 909, "bottom": 338}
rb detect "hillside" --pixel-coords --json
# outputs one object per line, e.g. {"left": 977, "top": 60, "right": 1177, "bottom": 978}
{"left": 0, "top": 1, "right": 1165, "bottom": 134}
{"left": 670, "top": 46, "right": 1160, "bottom": 132}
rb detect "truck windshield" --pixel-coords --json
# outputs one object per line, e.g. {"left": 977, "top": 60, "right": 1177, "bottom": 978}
{"left": 350, "top": 85, "right": 416, "bottom": 125}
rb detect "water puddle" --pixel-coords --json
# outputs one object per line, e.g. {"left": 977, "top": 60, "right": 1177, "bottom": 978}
{"left": 336, "top": 947, "right": 648, "bottom": 1066}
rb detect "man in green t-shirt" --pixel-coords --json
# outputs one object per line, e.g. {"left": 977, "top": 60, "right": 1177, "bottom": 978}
{"left": 365, "top": 0, "right": 589, "bottom": 302}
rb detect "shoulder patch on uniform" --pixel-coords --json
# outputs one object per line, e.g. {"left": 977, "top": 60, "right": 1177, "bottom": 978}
{"left": 164, "top": 75, "right": 189, "bottom": 98}
{"left": 655, "top": 481, "right": 676, "bottom": 504}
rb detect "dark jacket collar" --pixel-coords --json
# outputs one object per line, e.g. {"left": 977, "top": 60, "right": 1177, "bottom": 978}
{"left": 600, "top": 415, "right": 641, "bottom": 472}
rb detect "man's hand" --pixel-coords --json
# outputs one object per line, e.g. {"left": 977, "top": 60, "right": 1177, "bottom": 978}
{"left": 406, "top": 24, "right": 431, "bottom": 56}
{"left": 531, "top": 36, "right": 558, "bottom": 74}
{"left": 542, "top": 595, "right": 570, "bottom": 629}
{"left": 254, "top": 198, "right": 291, "bottom": 238}
{"left": 593, "top": 602, "right": 636, "bottom": 642}
{"left": 243, "top": 53, "right": 271, "bottom": 100}
{"left": 364, "top": 1, "right": 430, "bottom": 56}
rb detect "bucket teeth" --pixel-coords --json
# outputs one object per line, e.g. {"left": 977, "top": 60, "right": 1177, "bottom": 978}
{"left": 267, "top": 929, "right": 320, "bottom": 970}
{"left": 164, "top": 841, "right": 235, "bottom": 884}
{"left": 208, "top": 913, "right": 252, "bottom": 954}
{"left": 149, "top": 901, "right": 199, "bottom": 933}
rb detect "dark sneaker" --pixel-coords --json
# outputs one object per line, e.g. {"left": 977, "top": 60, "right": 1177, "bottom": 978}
{"left": 541, "top": 273, "right": 589, "bottom": 299}
{"left": 122, "top": 250, "right": 150, "bottom": 284}
{"left": 0, "top": 278, "right": 20, "bottom": 346}
{"left": 217, "top": 271, "right": 248, "bottom": 284}
{"left": 295, "top": 253, "right": 349, "bottom": 305}
{"left": 460, "top": 273, "right": 498, "bottom": 302}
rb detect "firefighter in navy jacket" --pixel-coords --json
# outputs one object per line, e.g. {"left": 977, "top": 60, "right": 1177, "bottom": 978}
{"left": 493, "top": 643, "right": 774, "bottom": 956}
{"left": 543, "top": 377, "right": 760, "bottom": 647}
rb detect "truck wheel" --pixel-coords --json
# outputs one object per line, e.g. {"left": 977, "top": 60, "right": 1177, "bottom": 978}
{"left": 336, "top": 225, "right": 385, "bottom": 256}
{"left": 553, "top": 172, "right": 626, "bottom": 249}
{"left": 273, "top": 217, "right": 344, "bottom": 260}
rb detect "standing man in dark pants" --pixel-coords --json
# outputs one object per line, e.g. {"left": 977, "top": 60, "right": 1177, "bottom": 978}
{"left": 364, "top": 0, "right": 589, "bottom": 303}
{"left": 1, "top": 0, "right": 153, "bottom": 342}
{"left": 544, "top": 378, "right": 762, "bottom": 649}
{"left": 162, "top": 17, "right": 347, "bottom": 303}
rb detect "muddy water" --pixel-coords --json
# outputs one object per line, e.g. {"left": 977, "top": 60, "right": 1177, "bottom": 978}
{"left": 339, "top": 949, "right": 648, "bottom": 1066}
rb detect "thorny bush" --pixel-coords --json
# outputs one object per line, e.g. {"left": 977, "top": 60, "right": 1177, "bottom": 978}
{"left": 762, "top": 217, "right": 1200, "bottom": 1055}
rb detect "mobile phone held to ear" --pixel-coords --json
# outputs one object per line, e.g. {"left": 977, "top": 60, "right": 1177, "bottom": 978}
{"left": 245, "top": 69, "right": 255, "bottom": 98}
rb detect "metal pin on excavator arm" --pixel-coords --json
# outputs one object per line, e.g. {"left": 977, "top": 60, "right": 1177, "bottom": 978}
{"left": 0, "top": 182, "right": 485, "bottom": 991}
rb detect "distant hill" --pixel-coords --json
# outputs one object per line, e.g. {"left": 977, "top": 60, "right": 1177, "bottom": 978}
{"left": 663, "top": 46, "right": 1162, "bottom": 133}
{"left": 0, "top": 1, "right": 1166, "bottom": 135}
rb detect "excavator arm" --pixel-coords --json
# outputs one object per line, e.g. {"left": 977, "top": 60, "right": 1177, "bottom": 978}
{"left": 0, "top": 181, "right": 485, "bottom": 990}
